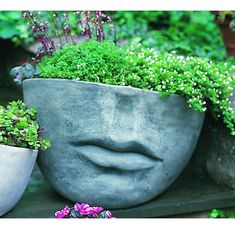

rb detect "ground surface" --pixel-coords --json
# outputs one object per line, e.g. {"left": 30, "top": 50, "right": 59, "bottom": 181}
{"left": 2, "top": 165, "right": 235, "bottom": 218}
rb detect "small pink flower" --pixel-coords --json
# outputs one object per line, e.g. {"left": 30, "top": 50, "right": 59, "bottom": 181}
{"left": 55, "top": 205, "right": 71, "bottom": 218}
{"left": 74, "top": 203, "right": 90, "bottom": 215}
{"left": 105, "top": 210, "right": 113, "bottom": 218}
{"left": 74, "top": 203, "right": 103, "bottom": 215}
{"left": 86, "top": 206, "right": 103, "bottom": 215}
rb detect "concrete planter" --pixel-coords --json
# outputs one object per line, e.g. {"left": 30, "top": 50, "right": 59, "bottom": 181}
{"left": 0, "top": 144, "right": 37, "bottom": 216}
{"left": 23, "top": 79, "right": 205, "bottom": 209}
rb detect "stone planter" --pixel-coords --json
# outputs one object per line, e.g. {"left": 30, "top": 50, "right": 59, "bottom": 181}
{"left": 0, "top": 144, "right": 38, "bottom": 216}
{"left": 181, "top": 92, "right": 235, "bottom": 188}
{"left": 23, "top": 79, "right": 205, "bottom": 209}
{"left": 205, "top": 121, "right": 235, "bottom": 189}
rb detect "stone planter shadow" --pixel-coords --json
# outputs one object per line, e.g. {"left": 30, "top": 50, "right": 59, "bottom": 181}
{"left": 183, "top": 106, "right": 235, "bottom": 190}
{"left": 23, "top": 78, "right": 205, "bottom": 209}
{"left": 206, "top": 119, "right": 235, "bottom": 189}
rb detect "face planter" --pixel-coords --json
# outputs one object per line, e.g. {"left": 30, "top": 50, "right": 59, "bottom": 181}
{"left": 23, "top": 79, "right": 204, "bottom": 209}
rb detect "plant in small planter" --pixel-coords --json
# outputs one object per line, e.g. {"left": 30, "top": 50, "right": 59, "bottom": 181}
{"left": 0, "top": 100, "right": 50, "bottom": 216}
{"left": 11, "top": 11, "right": 235, "bottom": 209}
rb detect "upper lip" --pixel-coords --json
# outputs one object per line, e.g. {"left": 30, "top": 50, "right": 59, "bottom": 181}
{"left": 69, "top": 138, "right": 163, "bottom": 171}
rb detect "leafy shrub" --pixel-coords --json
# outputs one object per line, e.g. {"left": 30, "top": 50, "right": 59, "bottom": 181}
{"left": 114, "top": 11, "right": 227, "bottom": 61}
{"left": 209, "top": 209, "right": 235, "bottom": 218}
{"left": 0, "top": 11, "right": 31, "bottom": 45}
{"left": 125, "top": 45, "right": 235, "bottom": 134}
{"left": 0, "top": 100, "right": 51, "bottom": 150}
{"left": 38, "top": 40, "right": 127, "bottom": 83}
{"left": 39, "top": 40, "right": 235, "bottom": 135}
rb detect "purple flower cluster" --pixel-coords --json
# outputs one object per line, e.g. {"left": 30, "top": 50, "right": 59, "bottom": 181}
{"left": 22, "top": 11, "right": 55, "bottom": 62}
{"left": 55, "top": 203, "right": 114, "bottom": 219}
{"left": 74, "top": 203, "right": 103, "bottom": 215}
{"left": 21, "top": 11, "right": 114, "bottom": 64}
{"left": 55, "top": 205, "right": 71, "bottom": 218}
{"left": 78, "top": 11, "right": 113, "bottom": 42}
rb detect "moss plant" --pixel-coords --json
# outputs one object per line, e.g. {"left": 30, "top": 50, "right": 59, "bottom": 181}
{"left": 0, "top": 100, "right": 51, "bottom": 150}
{"left": 38, "top": 40, "right": 127, "bottom": 83}
{"left": 38, "top": 40, "right": 235, "bottom": 135}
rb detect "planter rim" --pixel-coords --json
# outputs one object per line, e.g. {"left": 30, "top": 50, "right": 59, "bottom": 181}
{"left": 0, "top": 144, "right": 38, "bottom": 153}
{"left": 24, "top": 78, "right": 183, "bottom": 98}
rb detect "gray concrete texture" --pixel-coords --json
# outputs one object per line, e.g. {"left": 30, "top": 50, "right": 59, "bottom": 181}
{"left": 23, "top": 79, "right": 205, "bottom": 209}
{"left": 4, "top": 168, "right": 235, "bottom": 218}
{"left": 0, "top": 144, "right": 37, "bottom": 216}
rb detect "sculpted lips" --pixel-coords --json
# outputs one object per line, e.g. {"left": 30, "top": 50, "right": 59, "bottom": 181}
{"left": 70, "top": 139, "right": 163, "bottom": 171}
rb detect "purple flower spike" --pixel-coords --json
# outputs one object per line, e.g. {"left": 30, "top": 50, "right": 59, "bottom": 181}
{"left": 55, "top": 205, "right": 71, "bottom": 218}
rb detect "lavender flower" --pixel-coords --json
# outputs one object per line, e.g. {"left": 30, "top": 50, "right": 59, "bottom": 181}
{"left": 76, "top": 11, "right": 113, "bottom": 42}
{"left": 22, "top": 11, "right": 55, "bottom": 62}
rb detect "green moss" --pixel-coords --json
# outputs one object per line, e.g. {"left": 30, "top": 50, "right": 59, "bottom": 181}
{"left": 39, "top": 40, "right": 128, "bottom": 84}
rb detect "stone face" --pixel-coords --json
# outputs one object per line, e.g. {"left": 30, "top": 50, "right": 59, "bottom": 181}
{"left": 0, "top": 144, "right": 37, "bottom": 216}
{"left": 23, "top": 79, "right": 205, "bottom": 209}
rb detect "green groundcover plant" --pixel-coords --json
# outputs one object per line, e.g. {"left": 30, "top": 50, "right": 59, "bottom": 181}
{"left": 0, "top": 100, "right": 51, "bottom": 150}
{"left": 209, "top": 209, "right": 235, "bottom": 218}
{"left": 10, "top": 11, "right": 235, "bottom": 136}
{"left": 38, "top": 40, "right": 235, "bottom": 135}
{"left": 114, "top": 11, "right": 227, "bottom": 62}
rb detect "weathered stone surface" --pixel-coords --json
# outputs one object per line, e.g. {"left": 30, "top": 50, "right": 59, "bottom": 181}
{"left": 184, "top": 96, "right": 235, "bottom": 190}
{"left": 4, "top": 170, "right": 235, "bottom": 218}
{"left": 205, "top": 118, "right": 235, "bottom": 189}
{"left": 0, "top": 144, "right": 37, "bottom": 216}
{"left": 23, "top": 79, "right": 205, "bottom": 209}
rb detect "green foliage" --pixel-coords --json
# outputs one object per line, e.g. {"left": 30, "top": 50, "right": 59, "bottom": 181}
{"left": 124, "top": 45, "right": 235, "bottom": 135}
{"left": 209, "top": 209, "right": 235, "bottom": 218}
{"left": 39, "top": 40, "right": 127, "bottom": 82}
{"left": 0, "top": 11, "right": 31, "bottom": 44}
{"left": 0, "top": 100, "right": 51, "bottom": 150}
{"left": 0, "top": 11, "right": 81, "bottom": 45}
{"left": 39, "top": 40, "right": 235, "bottom": 135}
{"left": 114, "top": 11, "right": 227, "bottom": 61}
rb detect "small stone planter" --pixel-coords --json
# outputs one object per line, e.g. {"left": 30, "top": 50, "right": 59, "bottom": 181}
{"left": 0, "top": 144, "right": 37, "bottom": 216}
{"left": 23, "top": 79, "right": 205, "bottom": 209}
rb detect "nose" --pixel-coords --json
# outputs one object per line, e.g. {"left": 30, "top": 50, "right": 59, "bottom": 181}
{"left": 113, "top": 95, "right": 135, "bottom": 131}
{"left": 110, "top": 93, "right": 149, "bottom": 151}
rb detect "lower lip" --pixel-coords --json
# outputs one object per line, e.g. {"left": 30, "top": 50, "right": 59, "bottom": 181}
{"left": 76, "top": 145, "right": 160, "bottom": 171}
